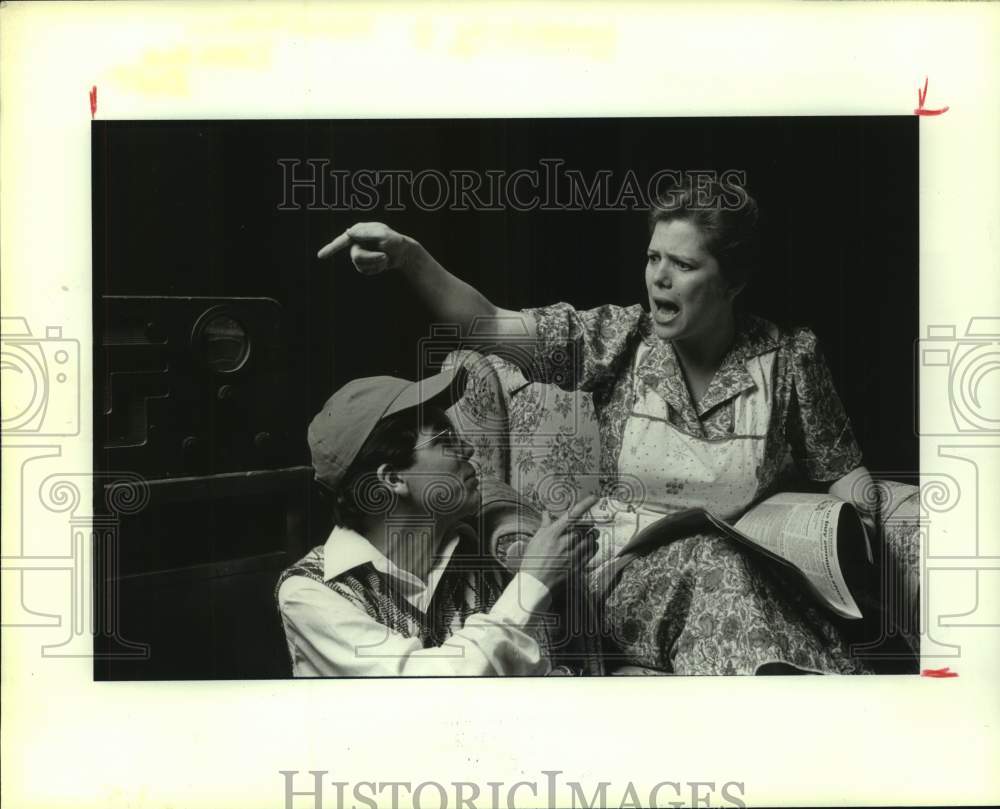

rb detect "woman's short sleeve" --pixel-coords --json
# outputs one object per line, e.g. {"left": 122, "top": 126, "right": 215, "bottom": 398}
{"left": 785, "top": 328, "right": 864, "bottom": 483}
{"left": 520, "top": 302, "right": 645, "bottom": 392}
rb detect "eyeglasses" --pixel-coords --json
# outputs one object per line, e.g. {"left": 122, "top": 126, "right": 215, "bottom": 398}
{"left": 412, "top": 426, "right": 464, "bottom": 452}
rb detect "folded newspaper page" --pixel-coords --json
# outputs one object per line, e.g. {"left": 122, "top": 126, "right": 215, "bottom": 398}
{"left": 728, "top": 493, "right": 862, "bottom": 619}
{"left": 605, "top": 493, "right": 866, "bottom": 619}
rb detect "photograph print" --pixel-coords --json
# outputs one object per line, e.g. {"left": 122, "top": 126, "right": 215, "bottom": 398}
{"left": 91, "top": 115, "right": 920, "bottom": 679}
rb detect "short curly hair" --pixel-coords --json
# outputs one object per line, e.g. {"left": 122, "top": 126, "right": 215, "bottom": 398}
{"left": 648, "top": 180, "right": 760, "bottom": 289}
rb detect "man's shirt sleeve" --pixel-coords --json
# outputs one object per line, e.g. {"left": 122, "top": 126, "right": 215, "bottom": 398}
{"left": 277, "top": 572, "right": 552, "bottom": 677}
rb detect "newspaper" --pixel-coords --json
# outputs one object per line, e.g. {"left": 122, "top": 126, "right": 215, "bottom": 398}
{"left": 730, "top": 494, "right": 862, "bottom": 619}
{"left": 609, "top": 493, "right": 867, "bottom": 619}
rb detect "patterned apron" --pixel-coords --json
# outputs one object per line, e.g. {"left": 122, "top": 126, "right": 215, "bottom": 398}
{"left": 580, "top": 342, "right": 878, "bottom": 675}
{"left": 588, "top": 344, "right": 777, "bottom": 575}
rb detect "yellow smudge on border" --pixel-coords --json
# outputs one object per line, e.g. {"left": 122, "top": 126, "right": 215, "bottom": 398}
{"left": 108, "top": 40, "right": 272, "bottom": 98}
{"left": 217, "top": 7, "right": 374, "bottom": 40}
{"left": 449, "top": 18, "right": 615, "bottom": 61}
{"left": 109, "top": 45, "right": 193, "bottom": 97}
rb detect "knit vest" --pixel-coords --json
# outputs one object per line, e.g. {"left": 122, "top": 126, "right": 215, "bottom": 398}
{"left": 275, "top": 534, "right": 509, "bottom": 648}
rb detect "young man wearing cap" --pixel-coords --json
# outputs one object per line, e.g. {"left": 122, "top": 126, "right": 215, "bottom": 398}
{"left": 276, "top": 368, "right": 598, "bottom": 676}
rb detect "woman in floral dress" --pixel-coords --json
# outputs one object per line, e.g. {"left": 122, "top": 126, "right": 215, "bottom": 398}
{"left": 318, "top": 184, "right": 914, "bottom": 674}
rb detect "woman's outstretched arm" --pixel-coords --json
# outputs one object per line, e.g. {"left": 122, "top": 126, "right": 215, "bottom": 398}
{"left": 318, "top": 222, "right": 537, "bottom": 352}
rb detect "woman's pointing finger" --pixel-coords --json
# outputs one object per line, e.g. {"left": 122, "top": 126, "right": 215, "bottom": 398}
{"left": 317, "top": 231, "right": 352, "bottom": 260}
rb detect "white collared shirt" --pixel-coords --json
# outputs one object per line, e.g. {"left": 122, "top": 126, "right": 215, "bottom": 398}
{"left": 277, "top": 527, "right": 553, "bottom": 677}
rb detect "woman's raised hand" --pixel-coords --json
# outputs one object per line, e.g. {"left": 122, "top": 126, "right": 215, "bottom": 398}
{"left": 316, "top": 221, "right": 529, "bottom": 355}
{"left": 519, "top": 494, "right": 601, "bottom": 590}
{"left": 317, "top": 222, "right": 415, "bottom": 275}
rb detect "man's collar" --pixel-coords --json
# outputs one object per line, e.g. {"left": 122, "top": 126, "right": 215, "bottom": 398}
{"left": 322, "top": 526, "right": 463, "bottom": 609}
{"left": 322, "top": 526, "right": 386, "bottom": 581}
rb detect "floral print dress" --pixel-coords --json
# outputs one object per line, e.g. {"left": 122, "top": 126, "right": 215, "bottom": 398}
{"left": 523, "top": 302, "right": 876, "bottom": 674}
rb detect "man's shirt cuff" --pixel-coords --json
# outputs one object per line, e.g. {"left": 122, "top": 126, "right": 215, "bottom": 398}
{"left": 488, "top": 571, "right": 552, "bottom": 627}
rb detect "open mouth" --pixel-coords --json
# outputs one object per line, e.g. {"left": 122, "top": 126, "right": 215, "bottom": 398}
{"left": 653, "top": 300, "right": 681, "bottom": 323}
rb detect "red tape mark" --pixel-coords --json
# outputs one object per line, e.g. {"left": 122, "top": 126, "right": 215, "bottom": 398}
{"left": 915, "top": 77, "right": 948, "bottom": 116}
{"left": 89, "top": 86, "right": 97, "bottom": 119}
{"left": 921, "top": 667, "right": 958, "bottom": 678}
